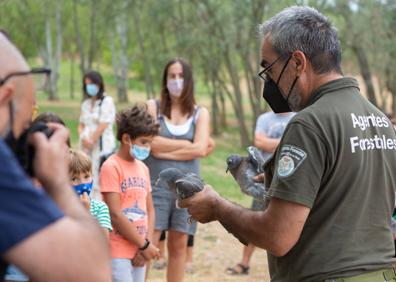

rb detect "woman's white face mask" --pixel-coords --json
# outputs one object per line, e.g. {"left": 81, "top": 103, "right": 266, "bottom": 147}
{"left": 167, "top": 79, "right": 184, "bottom": 97}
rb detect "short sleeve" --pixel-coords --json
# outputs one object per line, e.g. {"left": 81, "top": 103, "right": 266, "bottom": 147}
{"left": 255, "top": 114, "right": 269, "bottom": 135}
{"left": 91, "top": 201, "right": 112, "bottom": 231}
{"left": 268, "top": 122, "right": 327, "bottom": 208}
{"left": 0, "top": 140, "right": 63, "bottom": 254}
{"left": 99, "top": 96, "right": 116, "bottom": 124}
{"left": 100, "top": 159, "right": 121, "bottom": 193}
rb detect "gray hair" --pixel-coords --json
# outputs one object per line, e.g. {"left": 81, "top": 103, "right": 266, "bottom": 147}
{"left": 259, "top": 6, "right": 342, "bottom": 74}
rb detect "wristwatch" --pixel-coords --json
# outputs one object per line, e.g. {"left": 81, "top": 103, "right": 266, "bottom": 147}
{"left": 139, "top": 239, "right": 150, "bottom": 251}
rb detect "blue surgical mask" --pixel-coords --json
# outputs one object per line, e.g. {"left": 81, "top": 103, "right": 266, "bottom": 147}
{"left": 86, "top": 84, "right": 99, "bottom": 97}
{"left": 73, "top": 182, "right": 93, "bottom": 196}
{"left": 130, "top": 144, "right": 151, "bottom": 161}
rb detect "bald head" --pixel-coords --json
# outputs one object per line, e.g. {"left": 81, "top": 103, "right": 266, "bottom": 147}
{"left": 0, "top": 32, "right": 35, "bottom": 138}
{"left": 0, "top": 33, "right": 29, "bottom": 78}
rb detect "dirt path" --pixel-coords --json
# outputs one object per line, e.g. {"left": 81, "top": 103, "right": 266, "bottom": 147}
{"left": 148, "top": 221, "right": 270, "bottom": 282}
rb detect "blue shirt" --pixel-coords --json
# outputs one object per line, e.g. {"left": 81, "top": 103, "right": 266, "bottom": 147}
{"left": 255, "top": 112, "right": 295, "bottom": 159}
{"left": 0, "top": 138, "right": 63, "bottom": 278}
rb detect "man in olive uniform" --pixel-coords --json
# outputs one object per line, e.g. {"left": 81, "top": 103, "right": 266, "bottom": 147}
{"left": 180, "top": 6, "right": 396, "bottom": 282}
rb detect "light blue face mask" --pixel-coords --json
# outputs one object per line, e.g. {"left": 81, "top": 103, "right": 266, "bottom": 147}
{"left": 73, "top": 182, "right": 93, "bottom": 196}
{"left": 130, "top": 144, "right": 151, "bottom": 161}
{"left": 86, "top": 84, "right": 99, "bottom": 97}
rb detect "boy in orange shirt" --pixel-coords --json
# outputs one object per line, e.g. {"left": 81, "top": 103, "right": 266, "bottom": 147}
{"left": 100, "top": 104, "right": 160, "bottom": 282}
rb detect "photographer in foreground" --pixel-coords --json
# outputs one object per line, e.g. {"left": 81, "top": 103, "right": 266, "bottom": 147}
{"left": 0, "top": 32, "right": 111, "bottom": 281}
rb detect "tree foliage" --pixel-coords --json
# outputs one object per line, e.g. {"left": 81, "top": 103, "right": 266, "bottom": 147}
{"left": 0, "top": 0, "right": 395, "bottom": 146}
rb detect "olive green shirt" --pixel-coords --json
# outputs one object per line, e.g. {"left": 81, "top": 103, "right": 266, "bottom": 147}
{"left": 266, "top": 77, "right": 396, "bottom": 282}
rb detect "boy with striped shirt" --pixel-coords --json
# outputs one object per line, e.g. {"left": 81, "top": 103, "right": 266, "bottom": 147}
{"left": 68, "top": 149, "right": 112, "bottom": 236}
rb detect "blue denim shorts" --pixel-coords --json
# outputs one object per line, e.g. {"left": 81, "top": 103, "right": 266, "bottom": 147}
{"left": 152, "top": 186, "right": 196, "bottom": 235}
{"left": 5, "top": 265, "right": 29, "bottom": 282}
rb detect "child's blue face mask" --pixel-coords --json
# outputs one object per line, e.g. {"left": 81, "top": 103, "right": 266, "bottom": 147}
{"left": 130, "top": 144, "right": 150, "bottom": 161}
{"left": 73, "top": 182, "right": 93, "bottom": 196}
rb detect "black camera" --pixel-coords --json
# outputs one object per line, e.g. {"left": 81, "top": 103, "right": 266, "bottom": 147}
{"left": 10, "top": 122, "right": 53, "bottom": 176}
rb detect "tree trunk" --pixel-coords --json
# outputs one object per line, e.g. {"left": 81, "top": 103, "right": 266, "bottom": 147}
{"left": 44, "top": 17, "right": 53, "bottom": 98}
{"left": 52, "top": 0, "right": 62, "bottom": 100}
{"left": 20, "top": 0, "right": 45, "bottom": 62}
{"left": 132, "top": 5, "right": 154, "bottom": 99}
{"left": 224, "top": 50, "right": 251, "bottom": 147}
{"left": 73, "top": 0, "right": 86, "bottom": 75}
{"left": 242, "top": 56, "right": 261, "bottom": 119}
{"left": 87, "top": 0, "right": 97, "bottom": 70}
{"left": 243, "top": 0, "right": 265, "bottom": 126}
{"left": 386, "top": 67, "right": 396, "bottom": 114}
{"left": 69, "top": 51, "right": 75, "bottom": 99}
{"left": 197, "top": 0, "right": 251, "bottom": 146}
{"left": 117, "top": 17, "right": 129, "bottom": 103}
{"left": 210, "top": 87, "right": 219, "bottom": 136}
{"left": 352, "top": 45, "right": 377, "bottom": 107}
{"left": 110, "top": 9, "right": 129, "bottom": 103}
{"left": 386, "top": 27, "right": 396, "bottom": 114}
{"left": 203, "top": 69, "right": 219, "bottom": 136}
{"left": 110, "top": 37, "right": 120, "bottom": 96}
{"left": 219, "top": 86, "right": 227, "bottom": 129}
{"left": 217, "top": 68, "right": 250, "bottom": 147}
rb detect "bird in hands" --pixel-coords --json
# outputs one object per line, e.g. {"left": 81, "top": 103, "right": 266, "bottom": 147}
{"left": 226, "top": 146, "right": 270, "bottom": 200}
{"left": 156, "top": 168, "right": 205, "bottom": 199}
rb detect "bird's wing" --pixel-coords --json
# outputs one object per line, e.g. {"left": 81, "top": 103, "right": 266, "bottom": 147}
{"left": 175, "top": 173, "right": 205, "bottom": 199}
{"left": 247, "top": 146, "right": 270, "bottom": 173}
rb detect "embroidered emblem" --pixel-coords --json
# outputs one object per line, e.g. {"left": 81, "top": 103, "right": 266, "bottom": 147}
{"left": 277, "top": 145, "right": 307, "bottom": 177}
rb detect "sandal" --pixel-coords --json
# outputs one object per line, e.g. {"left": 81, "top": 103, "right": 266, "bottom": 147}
{"left": 185, "top": 263, "right": 194, "bottom": 274}
{"left": 153, "top": 258, "right": 167, "bottom": 270}
{"left": 226, "top": 263, "right": 249, "bottom": 275}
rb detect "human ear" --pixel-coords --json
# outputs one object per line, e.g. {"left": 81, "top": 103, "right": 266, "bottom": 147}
{"left": 121, "top": 133, "right": 131, "bottom": 145}
{"left": 0, "top": 84, "right": 15, "bottom": 107}
{"left": 292, "top": 51, "right": 307, "bottom": 76}
{"left": 0, "top": 84, "right": 15, "bottom": 134}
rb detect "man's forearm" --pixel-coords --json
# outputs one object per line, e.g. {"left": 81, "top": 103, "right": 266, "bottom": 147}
{"left": 213, "top": 196, "right": 309, "bottom": 256}
{"left": 214, "top": 197, "right": 263, "bottom": 246}
{"left": 180, "top": 185, "right": 301, "bottom": 255}
{"left": 214, "top": 196, "right": 286, "bottom": 252}
{"left": 254, "top": 134, "right": 280, "bottom": 153}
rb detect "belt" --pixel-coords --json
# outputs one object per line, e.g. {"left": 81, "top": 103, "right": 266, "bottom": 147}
{"left": 324, "top": 268, "right": 396, "bottom": 282}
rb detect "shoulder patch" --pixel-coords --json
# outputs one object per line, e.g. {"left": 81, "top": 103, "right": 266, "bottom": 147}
{"left": 277, "top": 145, "right": 307, "bottom": 177}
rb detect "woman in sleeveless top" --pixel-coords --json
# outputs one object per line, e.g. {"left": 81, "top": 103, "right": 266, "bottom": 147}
{"left": 145, "top": 58, "right": 214, "bottom": 282}
{"left": 78, "top": 71, "right": 116, "bottom": 199}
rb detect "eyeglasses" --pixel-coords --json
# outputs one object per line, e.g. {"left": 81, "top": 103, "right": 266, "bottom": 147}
{"left": 258, "top": 55, "right": 288, "bottom": 82}
{"left": 0, "top": 68, "right": 51, "bottom": 91}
